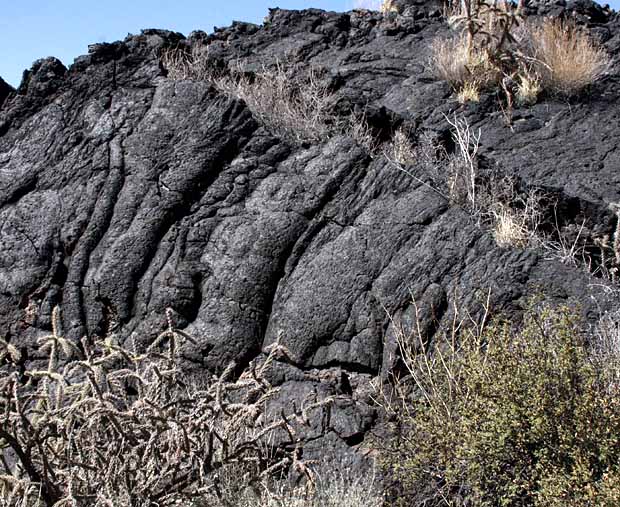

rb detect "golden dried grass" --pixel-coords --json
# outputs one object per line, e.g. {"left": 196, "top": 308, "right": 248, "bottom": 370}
{"left": 515, "top": 70, "right": 542, "bottom": 105}
{"left": 430, "top": 35, "right": 500, "bottom": 93}
{"left": 527, "top": 18, "right": 610, "bottom": 96}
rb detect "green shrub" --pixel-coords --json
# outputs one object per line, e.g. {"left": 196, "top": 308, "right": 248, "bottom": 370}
{"left": 382, "top": 304, "right": 620, "bottom": 506}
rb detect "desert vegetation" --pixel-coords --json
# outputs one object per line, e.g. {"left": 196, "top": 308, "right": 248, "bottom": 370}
{"left": 162, "top": 40, "right": 579, "bottom": 259}
{"left": 353, "top": 0, "right": 398, "bottom": 13}
{"left": 160, "top": 44, "right": 212, "bottom": 82}
{"left": 0, "top": 308, "right": 385, "bottom": 507}
{"left": 161, "top": 48, "right": 376, "bottom": 150}
{"left": 4, "top": 300, "right": 619, "bottom": 506}
{"left": 239, "top": 472, "right": 384, "bottom": 507}
{"left": 5, "top": 5, "right": 616, "bottom": 507}
{"left": 385, "top": 111, "right": 620, "bottom": 294}
{"left": 385, "top": 114, "right": 546, "bottom": 253}
{"left": 430, "top": 34, "right": 499, "bottom": 98}
{"left": 430, "top": 0, "right": 610, "bottom": 102}
{"left": 526, "top": 18, "right": 610, "bottom": 97}
{"left": 378, "top": 300, "right": 620, "bottom": 506}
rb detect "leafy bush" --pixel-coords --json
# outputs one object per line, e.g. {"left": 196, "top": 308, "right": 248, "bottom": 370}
{"left": 381, "top": 303, "right": 620, "bottom": 506}
{"left": 0, "top": 308, "right": 333, "bottom": 507}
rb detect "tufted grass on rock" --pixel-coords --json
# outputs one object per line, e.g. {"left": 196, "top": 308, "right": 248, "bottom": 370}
{"left": 429, "top": 34, "right": 500, "bottom": 94}
{"left": 161, "top": 49, "right": 380, "bottom": 149}
{"left": 379, "top": 302, "right": 620, "bottom": 506}
{"left": 490, "top": 190, "right": 542, "bottom": 249}
{"left": 527, "top": 18, "right": 610, "bottom": 97}
{"left": 491, "top": 203, "right": 532, "bottom": 247}
{"left": 218, "top": 62, "right": 334, "bottom": 145}
{"left": 161, "top": 44, "right": 211, "bottom": 81}
{"left": 515, "top": 69, "right": 542, "bottom": 106}
{"left": 161, "top": 48, "right": 333, "bottom": 144}
{"left": 456, "top": 79, "right": 481, "bottom": 103}
{"left": 590, "top": 309, "right": 620, "bottom": 394}
{"left": 234, "top": 470, "right": 384, "bottom": 507}
{"left": 387, "top": 127, "right": 417, "bottom": 166}
{"left": 354, "top": 0, "right": 398, "bottom": 13}
{"left": 431, "top": 1, "right": 609, "bottom": 103}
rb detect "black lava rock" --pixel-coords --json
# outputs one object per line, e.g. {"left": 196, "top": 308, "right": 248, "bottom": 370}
{"left": 1, "top": 3, "right": 619, "bottom": 474}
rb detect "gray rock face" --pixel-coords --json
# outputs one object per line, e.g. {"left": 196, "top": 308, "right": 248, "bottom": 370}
{"left": 1, "top": 5, "right": 619, "bottom": 467}
{"left": 0, "top": 78, "right": 12, "bottom": 109}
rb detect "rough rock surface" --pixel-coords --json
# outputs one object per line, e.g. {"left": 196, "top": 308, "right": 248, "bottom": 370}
{"left": 1, "top": 0, "right": 619, "bottom": 469}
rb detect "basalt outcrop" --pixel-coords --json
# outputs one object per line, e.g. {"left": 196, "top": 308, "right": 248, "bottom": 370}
{"left": 1, "top": 0, "right": 619, "bottom": 470}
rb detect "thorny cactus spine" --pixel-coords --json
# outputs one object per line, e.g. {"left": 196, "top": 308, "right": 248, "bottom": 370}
{"left": 0, "top": 307, "right": 333, "bottom": 507}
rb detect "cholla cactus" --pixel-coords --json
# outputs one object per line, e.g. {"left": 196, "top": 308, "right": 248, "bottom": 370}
{"left": 0, "top": 308, "right": 332, "bottom": 507}
{"left": 445, "top": 0, "right": 523, "bottom": 58}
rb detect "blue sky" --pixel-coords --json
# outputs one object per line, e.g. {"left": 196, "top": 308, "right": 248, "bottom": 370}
{"left": 1, "top": 1, "right": 353, "bottom": 87}
{"left": 1, "top": 0, "right": 618, "bottom": 88}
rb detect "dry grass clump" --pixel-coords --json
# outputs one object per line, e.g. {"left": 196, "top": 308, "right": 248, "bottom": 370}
{"left": 431, "top": 0, "right": 522, "bottom": 99}
{"left": 236, "top": 471, "right": 384, "bottom": 507}
{"left": 491, "top": 203, "right": 532, "bottom": 248}
{"left": 162, "top": 48, "right": 332, "bottom": 144}
{"left": 527, "top": 18, "right": 610, "bottom": 97}
{"left": 345, "top": 112, "right": 379, "bottom": 154}
{"left": 431, "top": 1, "right": 609, "bottom": 104}
{"left": 387, "top": 127, "right": 417, "bottom": 166}
{"left": 218, "top": 63, "right": 333, "bottom": 145}
{"left": 224, "top": 66, "right": 380, "bottom": 149}
{"left": 490, "top": 190, "right": 542, "bottom": 248}
{"left": 456, "top": 80, "right": 481, "bottom": 103}
{"left": 430, "top": 35, "right": 499, "bottom": 94}
{"left": 515, "top": 69, "right": 542, "bottom": 105}
{"left": 354, "top": 0, "right": 398, "bottom": 13}
{"left": 161, "top": 45, "right": 211, "bottom": 81}
{"left": 0, "top": 307, "right": 334, "bottom": 507}
{"left": 162, "top": 49, "right": 380, "bottom": 149}
{"left": 590, "top": 309, "right": 620, "bottom": 394}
